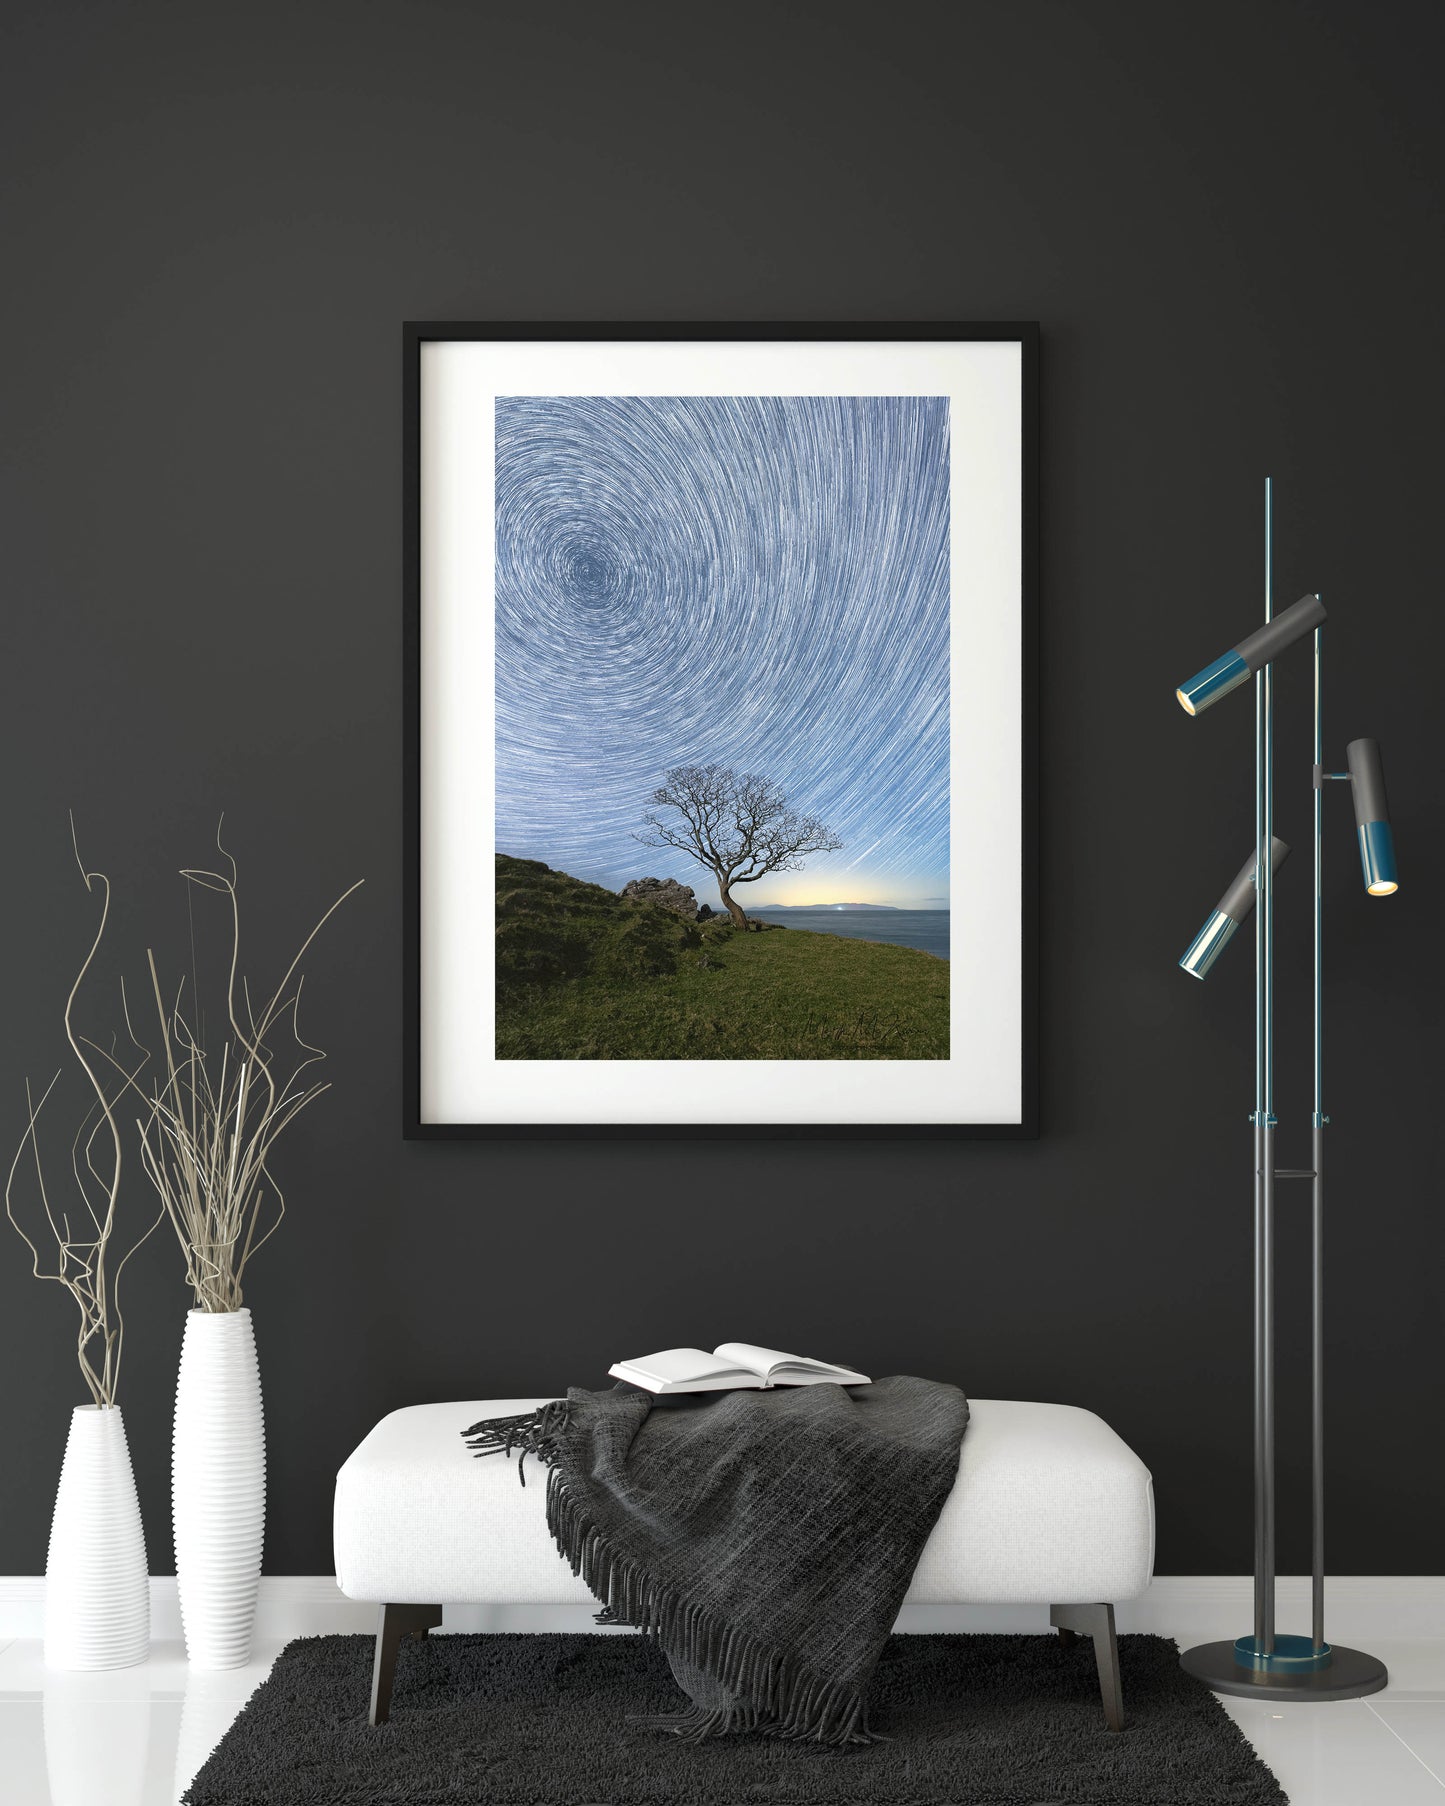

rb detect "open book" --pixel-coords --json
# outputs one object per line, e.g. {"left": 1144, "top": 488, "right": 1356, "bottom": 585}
{"left": 608, "top": 1342, "right": 870, "bottom": 1395}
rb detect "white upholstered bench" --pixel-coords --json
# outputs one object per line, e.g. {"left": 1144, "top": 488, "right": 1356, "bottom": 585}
{"left": 335, "top": 1396, "right": 1155, "bottom": 1730}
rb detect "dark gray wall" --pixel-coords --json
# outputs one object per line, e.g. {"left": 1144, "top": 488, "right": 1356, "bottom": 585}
{"left": 2, "top": 0, "right": 1441, "bottom": 1579}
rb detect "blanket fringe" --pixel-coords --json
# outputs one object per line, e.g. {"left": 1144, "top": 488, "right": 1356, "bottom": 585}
{"left": 461, "top": 1402, "right": 874, "bottom": 1744}
{"left": 461, "top": 1400, "right": 571, "bottom": 1487}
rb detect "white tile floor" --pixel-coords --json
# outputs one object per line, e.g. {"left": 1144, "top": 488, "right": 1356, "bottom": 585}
{"left": 0, "top": 1634, "right": 1441, "bottom": 1803}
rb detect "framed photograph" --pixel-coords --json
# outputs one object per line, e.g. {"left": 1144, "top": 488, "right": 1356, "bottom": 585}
{"left": 405, "top": 322, "right": 1037, "bottom": 1138}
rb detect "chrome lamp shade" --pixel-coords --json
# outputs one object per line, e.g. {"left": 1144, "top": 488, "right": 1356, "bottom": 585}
{"left": 1176, "top": 648, "right": 1250, "bottom": 716}
{"left": 1179, "top": 838, "right": 1290, "bottom": 979}
{"left": 1346, "top": 737, "right": 1398, "bottom": 895}
{"left": 1175, "top": 592, "right": 1327, "bottom": 716}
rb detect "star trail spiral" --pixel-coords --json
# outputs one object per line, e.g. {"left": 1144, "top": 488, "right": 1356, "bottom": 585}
{"left": 494, "top": 394, "right": 950, "bottom": 907}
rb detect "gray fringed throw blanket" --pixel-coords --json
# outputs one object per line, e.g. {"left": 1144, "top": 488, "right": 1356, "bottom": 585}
{"left": 462, "top": 1375, "right": 968, "bottom": 1744}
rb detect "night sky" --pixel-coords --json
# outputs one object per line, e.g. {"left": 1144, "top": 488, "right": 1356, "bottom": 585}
{"left": 494, "top": 394, "right": 950, "bottom": 909}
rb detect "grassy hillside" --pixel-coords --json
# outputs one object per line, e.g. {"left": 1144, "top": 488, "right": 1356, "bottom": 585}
{"left": 495, "top": 854, "right": 948, "bottom": 1060}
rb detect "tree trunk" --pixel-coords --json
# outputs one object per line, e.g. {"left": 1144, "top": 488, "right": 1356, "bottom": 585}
{"left": 718, "top": 879, "right": 749, "bottom": 928}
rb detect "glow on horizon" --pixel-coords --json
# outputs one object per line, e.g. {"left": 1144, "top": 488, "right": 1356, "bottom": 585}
{"left": 749, "top": 900, "right": 952, "bottom": 911}
{"left": 741, "top": 876, "right": 950, "bottom": 910}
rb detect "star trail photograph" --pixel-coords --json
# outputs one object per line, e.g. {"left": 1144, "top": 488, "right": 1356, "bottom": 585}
{"left": 492, "top": 392, "right": 952, "bottom": 1061}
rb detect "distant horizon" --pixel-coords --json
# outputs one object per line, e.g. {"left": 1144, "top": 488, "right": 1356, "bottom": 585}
{"left": 749, "top": 901, "right": 950, "bottom": 913}
{"left": 496, "top": 848, "right": 949, "bottom": 913}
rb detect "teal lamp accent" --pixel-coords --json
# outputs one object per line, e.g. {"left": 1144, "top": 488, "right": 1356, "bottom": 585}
{"left": 1172, "top": 480, "right": 1398, "bottom": 1706}
{"left": 1357, "top": 820, "right": 1399, "bottom": 895}
{"left": 1175, "top": 648, "right": 1251, "bottom": 716}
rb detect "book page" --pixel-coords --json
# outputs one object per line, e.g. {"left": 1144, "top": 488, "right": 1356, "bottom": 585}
{"left": 612, "top": 1348, "right": 744, "bottom": 1387}
{"left": 712, "top": 1342, "right": 794, "bottom": 1377}
{"left": 713, "top": 1343, "right": 869, "bottom": 1383}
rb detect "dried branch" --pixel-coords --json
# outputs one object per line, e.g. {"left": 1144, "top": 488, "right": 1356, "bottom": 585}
{"left": 5, "top": 840, "right": 162, "bottom": 1407}
{"left": 114, "top": 829, "right": 361, "bottom": 1313}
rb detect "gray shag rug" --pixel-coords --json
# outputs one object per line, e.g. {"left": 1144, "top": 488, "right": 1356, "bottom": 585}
{"left": 184, "top": 1630, "right": 1286, "bottom": 1805}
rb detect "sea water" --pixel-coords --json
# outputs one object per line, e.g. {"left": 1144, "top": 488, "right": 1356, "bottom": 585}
{"left": 747, "top": 909, "right": 950, "bottom": 960}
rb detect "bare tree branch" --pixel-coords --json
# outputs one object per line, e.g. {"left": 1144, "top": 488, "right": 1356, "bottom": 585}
{"left": 635, "top": 764, "right": 842, "bottom": 926}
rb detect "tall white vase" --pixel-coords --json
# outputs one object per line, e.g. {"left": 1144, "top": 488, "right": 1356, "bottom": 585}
{"left": 173, "top": 1307, "right": 265, "bottom": 1669}
{"left": 44, "top": 1404, "right": 150, "bottom": 1669}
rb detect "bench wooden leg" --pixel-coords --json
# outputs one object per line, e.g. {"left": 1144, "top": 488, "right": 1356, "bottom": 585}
{"left": 1050, "top": 1602, "right": 1123, "bottom": 1731}
{"left": 370, "top": 1602, "right": 444, "bottom": 1725}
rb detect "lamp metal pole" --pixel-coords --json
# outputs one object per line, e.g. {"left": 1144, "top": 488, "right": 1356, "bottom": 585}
{"left": 1253, "top": 478, "right": 1277, "bottom": 1654}
{"left": 1312, "top": 623, "right": 1326, "bottom": 1654}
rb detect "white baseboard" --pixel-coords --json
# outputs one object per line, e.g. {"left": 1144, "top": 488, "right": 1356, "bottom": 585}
{"left": 1122, "top": 1576, "right": 1445, "bottom": 1646}
{"left": 899, "top": 1576, "right": 1445, "bottom": 1644}
{"left": 2, "top": 1575, "right": 1441, "bottom": 1644}
{"left": 0, "top": 1577, "right": 377, "bottom": 1643}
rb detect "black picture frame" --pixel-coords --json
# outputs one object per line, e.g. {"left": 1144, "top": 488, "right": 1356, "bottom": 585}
{"left": 404, "top": 321, "right": 1039, "bottom": 1140}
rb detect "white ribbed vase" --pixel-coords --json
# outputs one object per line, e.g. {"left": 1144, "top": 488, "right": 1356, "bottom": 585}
{"left": 173, "top": 1307, "right": 265, "bottom": 1669}
{"left": 44, "top": 1405, "right": 150, "bottom": 1670}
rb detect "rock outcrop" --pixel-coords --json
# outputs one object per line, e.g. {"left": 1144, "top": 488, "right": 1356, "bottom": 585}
{"left": 619, "top": 876, "right": 699, "bottom": 918}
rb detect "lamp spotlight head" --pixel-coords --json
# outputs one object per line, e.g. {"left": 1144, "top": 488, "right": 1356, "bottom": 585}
{"left": 1175, "top": 593, "right": 1327, "bottom": 716}
{"left": 1346, "top": 737, "right": 1398, "bottom": 895}
{"left": 1179, "top": 838, "right": 1291, "bottom": 979}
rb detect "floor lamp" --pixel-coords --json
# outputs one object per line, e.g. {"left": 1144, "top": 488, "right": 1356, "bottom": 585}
{"left": 1172, "top": 479, "right": 1394, "bottom": 1702}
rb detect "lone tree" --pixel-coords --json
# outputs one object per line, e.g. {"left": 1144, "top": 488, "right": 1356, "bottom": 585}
{"left": 636, "top": 764, "right": 843, "bottom": 928}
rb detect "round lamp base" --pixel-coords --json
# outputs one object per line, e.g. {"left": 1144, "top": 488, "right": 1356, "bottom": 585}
{"left": 1181, "top": 1638, "right": 1388, "bottom": 1702}
{"left": 1234, "top": 1632, "right": 1334, "bottom": 1673}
